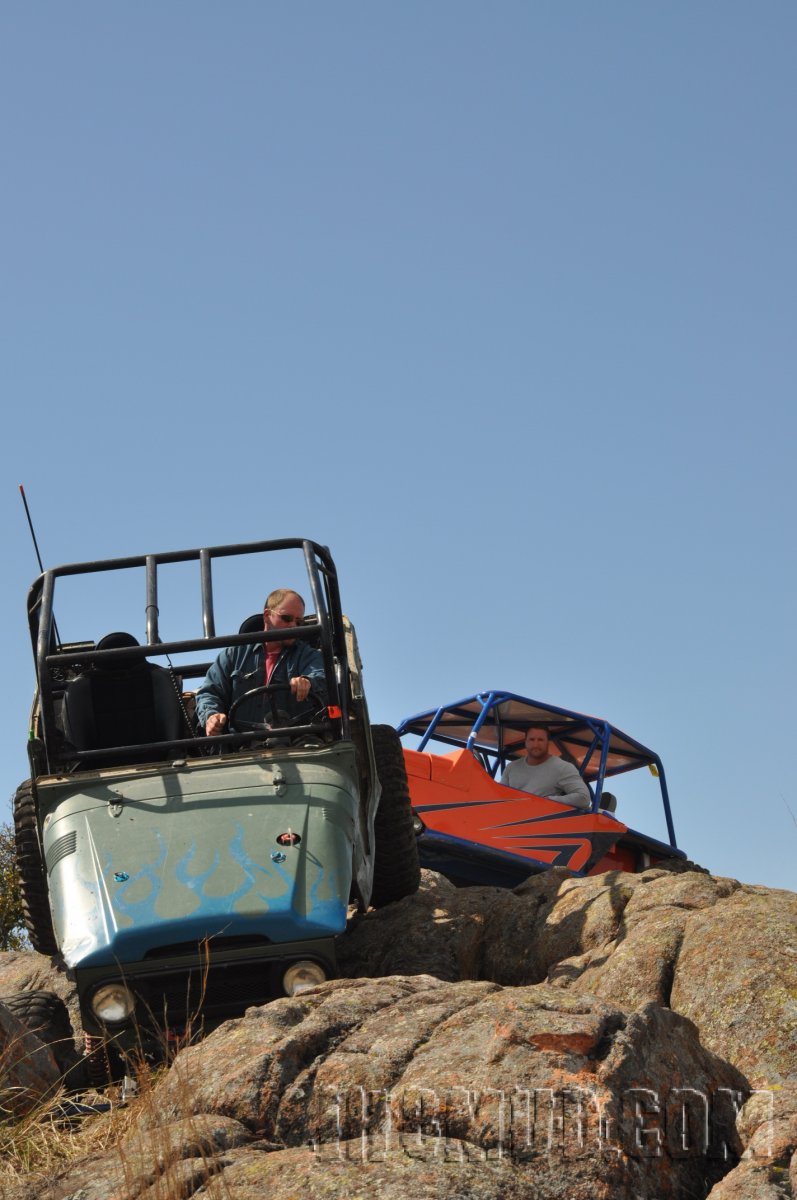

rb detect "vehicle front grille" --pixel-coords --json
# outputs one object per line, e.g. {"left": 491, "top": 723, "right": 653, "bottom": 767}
{"left": 143, "top": 935, "right": 272, "bottom": 959}
{"left": 133, "top": 958, "right": 281, "bottom": 1031}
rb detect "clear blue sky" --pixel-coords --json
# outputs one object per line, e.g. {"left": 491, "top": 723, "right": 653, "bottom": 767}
{"left": 1, "top": 3, "right": 794, "bottom": 891}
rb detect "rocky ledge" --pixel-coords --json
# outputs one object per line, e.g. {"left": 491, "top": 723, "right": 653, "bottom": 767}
{"left": 1, "top": 865, "right": 795, "bottom": 1199}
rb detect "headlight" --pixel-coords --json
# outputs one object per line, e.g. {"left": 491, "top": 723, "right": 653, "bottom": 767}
{"left": 90, "top": 982, "right": 136, "bottom": 1024}
{"left": 283, "top": 960, "right": 327, "bottom": 996}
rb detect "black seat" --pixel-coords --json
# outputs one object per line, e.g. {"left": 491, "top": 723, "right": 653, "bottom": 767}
{"left": 239, "top": 614, "right": 265, "bottom": 635}
{"left": 64, "top": 632, "right": 184, "bottom": 761}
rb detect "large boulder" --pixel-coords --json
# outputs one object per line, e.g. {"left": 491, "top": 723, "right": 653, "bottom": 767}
{"left": 0, "top": 867, "right": 794, "bottom": 1200}
{"left": 61, "top": 975, "right": 751, "bottom": 1200}
{"left": 339, "top": 867, "right": 797, "bottom": 1091}
{"left": 705, "top": 1081, "right": 797, "bottom": 1199}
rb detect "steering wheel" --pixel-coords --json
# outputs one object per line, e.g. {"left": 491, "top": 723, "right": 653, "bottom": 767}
{"left": 227, "top": 683, "right": 325, "bottom": 734}
{"left": 227, "top": 684, "right": 291, "bottom": 733}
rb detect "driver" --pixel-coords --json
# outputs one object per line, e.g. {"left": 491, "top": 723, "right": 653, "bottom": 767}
{"left": 195, "top": 588, "right": 326, "bottom": 736}
{"left": 500, "top": 724, "right": 591, "bottom": 809}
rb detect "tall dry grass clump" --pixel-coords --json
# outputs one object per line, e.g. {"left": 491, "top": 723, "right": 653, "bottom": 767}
{"left": 0, "top": 1021, "right": 140, "bottom": 1197}
{"left": 0, "top": 1027, "right": 233, "bottom": 1200}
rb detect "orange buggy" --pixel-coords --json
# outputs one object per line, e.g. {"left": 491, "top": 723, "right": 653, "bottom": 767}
{"left": 397, "top": 690, "right": 687, "bottom": 886}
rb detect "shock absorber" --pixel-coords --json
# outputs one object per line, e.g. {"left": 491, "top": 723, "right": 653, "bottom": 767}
{"left": 84, "top": 1032, "right": 115, "bottom": 1087}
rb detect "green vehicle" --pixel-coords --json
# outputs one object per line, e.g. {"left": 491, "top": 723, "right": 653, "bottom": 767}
{"left": 15, "top": 538, "right": 419, "bottom": 1076}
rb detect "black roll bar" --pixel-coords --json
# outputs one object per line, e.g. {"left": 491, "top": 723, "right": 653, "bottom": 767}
{"left": 27, "top": 537, "right": 351, "bottom": 773}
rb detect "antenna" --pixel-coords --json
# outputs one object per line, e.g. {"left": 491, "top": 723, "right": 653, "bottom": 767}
{"left": 19, "top": 484, "right": 46, "bottom": 574}
{"left": 19, "top": 484, "right": 61, "bottom": 648}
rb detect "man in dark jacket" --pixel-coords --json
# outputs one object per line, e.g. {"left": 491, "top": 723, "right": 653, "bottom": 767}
{"left": 195, "top": 588, "right": 326, "bottom": 735}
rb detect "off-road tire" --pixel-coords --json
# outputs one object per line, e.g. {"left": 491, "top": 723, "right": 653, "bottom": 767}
{"left": 13, "top": 780, "right": 58, "bottom": 955}
{"left": 369, "top": 724, "right": 421, "bottom": 907}
{"left": 0, "top": 989, "right": 83, "bottom": 1081}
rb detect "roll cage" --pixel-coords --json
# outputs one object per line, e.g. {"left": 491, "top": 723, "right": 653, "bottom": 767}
{"left": 26, "top": 538, "right": 352, "bottom": 777}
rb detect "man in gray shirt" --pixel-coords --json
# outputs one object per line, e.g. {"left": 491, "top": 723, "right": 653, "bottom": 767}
{"left": 500, "top": 725, "right": 591, "bottom": 810}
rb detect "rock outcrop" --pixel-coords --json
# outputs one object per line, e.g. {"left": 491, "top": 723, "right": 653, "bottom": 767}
{"left": 1, "top": 866, "right": 794, "bottom": 1200}
{"left": 339, "top": 866, "right": 797, "bottom": 1089}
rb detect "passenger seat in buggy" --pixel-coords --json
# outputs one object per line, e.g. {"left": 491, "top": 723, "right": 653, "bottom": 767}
{"left": 63, "top": 632, "right": 184, "bottom": 763}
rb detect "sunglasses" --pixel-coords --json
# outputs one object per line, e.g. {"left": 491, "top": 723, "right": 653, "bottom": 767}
{"left": 272, "top": 611, "right": 299, "bottom": 624}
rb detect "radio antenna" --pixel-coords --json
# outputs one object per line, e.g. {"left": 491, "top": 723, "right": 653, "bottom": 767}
{"left": 19, "top": 484, "right": 46, "bottom": 574}
{"left": 19, "top": 484, "right": 61, "bottom": 648}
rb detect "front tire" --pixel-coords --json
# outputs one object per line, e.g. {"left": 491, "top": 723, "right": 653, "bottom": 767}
{"left": 369, "top": 725, "right": 421, "bottom": 907}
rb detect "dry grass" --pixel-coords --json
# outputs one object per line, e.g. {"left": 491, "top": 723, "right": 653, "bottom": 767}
{"left": 0, "top": 1006, "right": 160, "bottom": 1193}
{"left": 0, "top": 946, "right": 231, "bottom": 1198}
{"left": 0, "top": 1008, "right": 229, "bottom": 1199}
{"left": 1, "top": 1087, "right": 131, "bottom": 1186}
{"left": 0, "top": 1059, "right": 141, "bottom": 1195}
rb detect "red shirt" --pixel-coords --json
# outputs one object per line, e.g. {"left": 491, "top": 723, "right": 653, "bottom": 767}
{"left": 264, "top": 645, "right": 283, "bottom": 683}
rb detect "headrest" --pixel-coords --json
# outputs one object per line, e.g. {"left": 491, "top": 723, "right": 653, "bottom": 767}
{"left": 95, "top": 631, "right": 141, "bottom": 669}
{"left": 238, "top": 613, "right": 319, "bottom": 640}
{"left": 239, "top": 614, "right": 265, "bottom": 634}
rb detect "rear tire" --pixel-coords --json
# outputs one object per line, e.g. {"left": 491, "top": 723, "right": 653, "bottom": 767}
{"left": 369, "top": 725, "right": 421, "bottom": 907}
{"left": 13, "top": 780, "right": 58, "bottom": 955}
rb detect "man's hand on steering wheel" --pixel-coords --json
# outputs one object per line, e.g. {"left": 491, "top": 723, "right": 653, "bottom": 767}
{"left": 290, "top": 675, "right": 313, "bottom": 703}
{"left": 205, "top": 712, "right": 228, "bottom": 736}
